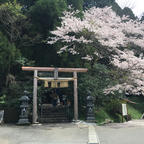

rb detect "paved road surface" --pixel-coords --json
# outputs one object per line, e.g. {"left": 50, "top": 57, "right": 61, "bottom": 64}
{"left": 0, "top": 123, "right": 88, "bottom": 144}
{"left": 1, "top": 120, "right": 144, "bottom": 144}
{"left": 96, "top": 120, "right": 144, "bottom": 144}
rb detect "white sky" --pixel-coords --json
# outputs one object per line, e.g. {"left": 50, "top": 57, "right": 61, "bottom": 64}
{"left": 116, "top": 0, "right": 144, "bottom": 17}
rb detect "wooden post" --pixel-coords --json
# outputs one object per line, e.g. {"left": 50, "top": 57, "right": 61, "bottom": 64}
{"left": 33, "top": 70, "right": 38, "bottom": 124}
{"left": 73, "top": 71, "right": 78, "bottom": 121}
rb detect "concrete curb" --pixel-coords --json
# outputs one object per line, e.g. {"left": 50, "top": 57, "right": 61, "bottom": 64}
{"left": 88, "top": 124, "right": 100, "bottom": 144}
{"left": 74, "top": 120, "right": 100, "bottom": 144}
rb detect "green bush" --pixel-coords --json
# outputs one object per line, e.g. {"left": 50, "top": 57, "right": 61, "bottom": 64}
{"left": 104, "top": 99, "right": 123, "bottom": 122}
{"left": 127, "top": 104, "right": 142, "bottom": 119}
{"left": 95, "top": 108, "right": 111, "bottom": 123}
{"left": 105, "top": 99, "right": 121, "bottom": 114}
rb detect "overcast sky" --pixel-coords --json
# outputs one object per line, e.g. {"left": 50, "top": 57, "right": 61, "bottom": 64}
{"left": 116, "top": 0, "right": 144, "bottom": 17}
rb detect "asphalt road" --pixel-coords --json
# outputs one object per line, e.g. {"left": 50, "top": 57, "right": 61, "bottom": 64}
{"left": 1, "top": 120, "right": 144, "bottom": 144}
{"left": 96, "top": 120, "right": 144, "bottom": 144}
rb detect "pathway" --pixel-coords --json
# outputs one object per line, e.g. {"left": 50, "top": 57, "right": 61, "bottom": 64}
{"left": 0, "top": 123, "right": 88, "bottom": 144}
{"left": 96, "top": 120, "right": 144, "bottom": 144}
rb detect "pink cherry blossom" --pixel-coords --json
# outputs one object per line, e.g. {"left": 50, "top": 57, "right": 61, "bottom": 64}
{"left": 47, "top": 6, "right": 144, "bottom": 95}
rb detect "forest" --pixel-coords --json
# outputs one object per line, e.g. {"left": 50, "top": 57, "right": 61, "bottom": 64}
{"left": 0, "top": 0, "right": 144, "bottom": 123}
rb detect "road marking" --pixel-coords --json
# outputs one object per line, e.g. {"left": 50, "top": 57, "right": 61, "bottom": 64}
{"left": 0, "top": 139, "right": 9, "bottom": 144}
{"left": 88, "top": 124, "right": 100, "bottom": 144}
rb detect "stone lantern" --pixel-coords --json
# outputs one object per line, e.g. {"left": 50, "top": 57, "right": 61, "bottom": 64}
{"left": 17, "top": 91, "right": 30, "bottom": 125}
{"left": 86, "top": 91, "right": 95, "bottom": 123}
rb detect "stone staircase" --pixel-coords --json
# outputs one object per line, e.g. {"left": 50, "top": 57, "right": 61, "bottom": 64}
{"left": 39, "top": 105, "right": 70, "bottom": 123}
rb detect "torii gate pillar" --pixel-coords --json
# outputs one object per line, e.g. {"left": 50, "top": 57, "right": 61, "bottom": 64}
{"left": 33, "top": 70, "right": 38, "bottom": 123}
{"left": 73, "top": 71, "right": 78, "bottom": 121}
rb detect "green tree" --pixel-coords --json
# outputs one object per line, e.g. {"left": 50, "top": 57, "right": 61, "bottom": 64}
{"left": 23, "top": 0, "right": 67, "bottom": 67}
{"left": 0, "top": 32, "right": 20, "bottom": 87}
{"left": 83, "top": 0, "right": 136, "bottom": 18}
{"left": 29, "top": 0, "right": 66, "bottom": 37}
{"left": 83, "top": 0, "right": 115, "bottom": 8}
{"left": 17, "top": 0, "right": 36, "bottom": 8}
{"left": 141, "top": 13, "right": 144, "bottom": 21}
{"left": 67, "top": 0, "right": 83, "bottom": 10}
{"left": 123, "top": 7, "right": 136, "bottom": 20}
{"left": 0, "top": 1, "right": 26, "bottom": 42}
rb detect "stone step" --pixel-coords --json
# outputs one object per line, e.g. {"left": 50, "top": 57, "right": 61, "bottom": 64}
{"left": 41, "top": 112, "right": 67, "bottom": 114}
{"left": 41, "top": 112, "right": 68, "bottom": 115}
{"left": 39, "top": 117, "right": 69, "bottom": 123}
{"left": 40, "top": 117, "right": 68, "bottom": 120}
{"left": 41, "top": 113, "right": 68, "bottom": 117}
{"left": 41, "top": 115, "right": 68, "bottom": 118}
{"left": 41, "top": 110, "right": 67, "bottom": 113}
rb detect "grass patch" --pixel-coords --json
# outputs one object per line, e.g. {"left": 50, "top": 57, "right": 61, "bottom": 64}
{"left": 95, "top": 108, "right": 112, "bottom": 124}
{"left": 129, "top": 96, "right": 144, "bottom": 113}
{"left": 94, "top": 96, "right": 144, "bottom": 124}
{"left": 127, "top": 104, "right": 142, "bottom": 119}
{"left": 127, "top": 96, "right": 144, "bottom": 119}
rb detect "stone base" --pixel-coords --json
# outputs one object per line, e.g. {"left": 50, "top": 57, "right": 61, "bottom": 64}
{"left": 86, "top": 117, "right": 95, "bottom": 123}
{"left": 17, "top": 119, "right": 30, "bottom": 125}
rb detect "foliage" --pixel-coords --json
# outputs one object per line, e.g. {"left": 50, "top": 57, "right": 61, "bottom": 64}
{"left": 78, "top": 63, "right": 125, "bottom": 113}
{"left": 0, "top": 94, "right": 6, "bottom": 104}
{"left": 0, "top": 1, "right": 26, "bottom": 42}
{"left": 105, "top": 99, "right": 121, "bottom": 114}
{"left": 67, "top": 0, "right": 83, "bottom": 10}
{"left": 95, "top": 99, "right": 123, "bottom": 123}
{"left": 16, "top": 56, "right": 35, "bottom": 66}
{"left": 17, "top": 0, "right": 36, "bottom": 8}
{"left": 127, "top": 104, "right": 142, "bottom": 119}
{"left": 0, "top": 32, "right": 20, "bottom": 76}
{"left": 123, "top": 7, "right": 136, "bottom": 20}
{"left": 2, "top": 83, "right": 21, "bottom": 108}
{"left": 48, "top": 6, "right": 144, "bottom": 96}
{"left": 48, "top": 6, "right": 144, "bottom": 50}
{"left": 141, "top": 13, "right": 144, "bottom": 21}
{"left": 29, "top": 0, "right": 67, "bottom": 36}
{"left": 0, "top": 0, "right": 143, "bottom": 123}
{"left": 95, "top": 108, "right": 111, "bottom": 123}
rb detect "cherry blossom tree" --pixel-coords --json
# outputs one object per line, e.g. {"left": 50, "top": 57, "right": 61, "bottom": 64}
{"left": 47, "top": 6, "right": 144, "bottom": 95}
{"left": 48, "top": 6, "right": 144, "bottom": 50}
{"left": 105, "top": 49, "right": 144, "bottom": 95}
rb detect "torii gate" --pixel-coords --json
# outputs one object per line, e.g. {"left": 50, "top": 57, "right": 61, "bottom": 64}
{"left": 22, "top": 66, "right": 88, "bottom": 124}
